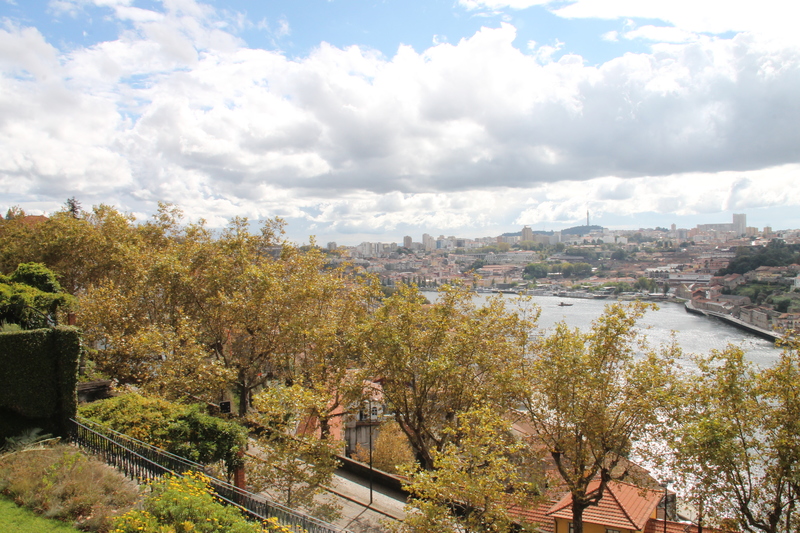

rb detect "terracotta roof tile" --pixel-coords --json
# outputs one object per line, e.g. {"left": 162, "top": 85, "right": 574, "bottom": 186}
{"left": 547, "top": 480, "right": 663, "bottom": 531}
{"left": 644, "top": 518, "right": 729, "bottom": 533}
{"left": 509, "top": 501, "right": 557, "bottom": 533}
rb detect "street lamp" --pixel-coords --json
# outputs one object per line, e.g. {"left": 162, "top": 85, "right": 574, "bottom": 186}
{"left": 363, "top": 398, "right": 374, "bottom": 506}
{"left": 661, "top": 478, "right": 674, "bottom": 533}
{"left": 368, "top": 399, "right": 374, "bottom": 506}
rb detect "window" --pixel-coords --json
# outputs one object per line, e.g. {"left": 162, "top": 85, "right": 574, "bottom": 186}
{"left": 568, "top": 524, "right": 574, "bottom": 533}
{"left": 606, "top": 529, "right": 621, "bottom": 533}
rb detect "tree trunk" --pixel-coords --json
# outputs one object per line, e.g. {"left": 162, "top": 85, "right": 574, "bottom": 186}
{"left": 572, "top": 502, "right": 586, "bottom": 533}
{"left": 237, "top": 372, "right": 250, "bottom": 416}
{"left": 319, "top": 415, "right": 331, "bottom": 439}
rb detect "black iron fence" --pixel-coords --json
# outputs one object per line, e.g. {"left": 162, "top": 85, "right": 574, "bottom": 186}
{"left": 68, "top": 418, "right": 349, "bottom": 533}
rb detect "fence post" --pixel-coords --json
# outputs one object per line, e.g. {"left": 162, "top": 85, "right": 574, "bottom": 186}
{"left": 234, "top": 450, "right": 246, "bottom": 489}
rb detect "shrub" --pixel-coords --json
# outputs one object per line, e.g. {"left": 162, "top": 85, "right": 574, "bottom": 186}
{"left": 0, "top": 444, "right": 140, "bottom": 532}
{"left": 79, "top": 394, "right": 247, "bottom": 473}
{"left": 112, "top": 472, "right": 294, "bottom": 533}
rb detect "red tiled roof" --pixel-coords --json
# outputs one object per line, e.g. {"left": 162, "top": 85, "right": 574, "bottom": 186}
{"left": 509, "top": 501, "right": 558, "bottom": 533}
{"left": 547, "top": 480, "right": 663, "bottom": 531}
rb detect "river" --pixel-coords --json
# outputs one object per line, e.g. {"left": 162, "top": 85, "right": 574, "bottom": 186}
{"left": 427, "top": 291, "right": 782, "bottom": 367}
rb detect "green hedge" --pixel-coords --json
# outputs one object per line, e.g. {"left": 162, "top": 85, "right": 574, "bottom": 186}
{"left": 80, "top": 393, "right": 248, "bottom": 474}
{"left": 0, "top": 327, "right": 80, "bottom": 440}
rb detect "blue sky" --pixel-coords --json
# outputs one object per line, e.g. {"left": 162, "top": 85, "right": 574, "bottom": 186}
{"left": 1, "top": 0, "right": 799, "bottom": 244}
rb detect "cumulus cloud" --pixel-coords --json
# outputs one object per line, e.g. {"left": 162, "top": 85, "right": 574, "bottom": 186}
{"left": 1, "top": 0, "right": 799, "bottom": 242}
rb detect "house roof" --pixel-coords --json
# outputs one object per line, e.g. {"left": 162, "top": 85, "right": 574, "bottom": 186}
{"left": 547, "top": 480, "right": 664, "bottom": 531}
{"left": 509, "top": 501, "right": 558, "bottom": 533}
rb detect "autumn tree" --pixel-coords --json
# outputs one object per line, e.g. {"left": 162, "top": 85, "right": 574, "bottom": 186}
{"left": 80, "top": 209, "right": 373, "bottom": 413}
{"left": 0, "top": 204, "right": 145, "bottom": 295}
{"left": 396, "top": 405, "right": 543, "bottom": 533}
{"left": 171, "top": 220, "right": 373, "bottom": 415}
{"left": 364, "top": 282, "right": 537, "bottom": 470}
{"left": 353, "top": 419, "right": 415, "bottom": 475}
{"left": 282, "top": 259, "right": 379, "bottom": 438}
{"left": 78, "top": 208, "right": 234, "bottom": 400}
{"left": 248, "top": 384, "right": 341, "bottom": 519}
{"left": 521, "top": 302, "right": 678, "bottom": 533}
{"left": 667, "top": 338, "right": 800, "bottom": 533}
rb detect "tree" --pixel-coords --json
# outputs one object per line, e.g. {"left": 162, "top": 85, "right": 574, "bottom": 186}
{"left": 521, "top": 302, "right": 678, "bottom": 533}
{"left": 63, "top": 197, "right": 82, "bottom": 219}
{"left": 572, "top": 262, "right": 593, "bottom": 278}
{"left": 77, "top": 213, "right": 234, "bottom": 399}
{"left": 180, "top": 223, "right": 366, "bottom": 415}
{"left": 247, "top": 384, "right": 341, "bottom": 519}
{"left": 4, "top": 206, "right": 25, "bottom": 220}
{"left": 353, "top": 419, "right": 415, "bottom": 475}
{"left": 0, "top": 204, "right": 144, "bottom": 295}
{"left": 396, "top": 405, "right": 543, "bottom": 533}
{"left": 365, "top": 283, "right": 537, "bottom": 470}
{"left": 635, "top": 276, "right": 656, "bottom": 293}
{"left": 524, "top": 263, "right": 549, "bottom": 280}
{"left": 287, "top": 264, "right": 379, "bottom": 438}
{"left": 667, "top": 339, "right": 800, "bottom": 533}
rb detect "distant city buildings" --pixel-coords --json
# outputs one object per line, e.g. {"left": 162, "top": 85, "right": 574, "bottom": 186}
{"left": 692, "top": 213, "right": 747, "bottom": 240}
{"left": 344, "top": 213, "right": 786, "bottom": 265}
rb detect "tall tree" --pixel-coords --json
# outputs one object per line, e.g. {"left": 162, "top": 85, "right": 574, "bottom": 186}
{"left": 397, "top": 404, "right": 543, "bottom": 533}
{"left": 0, "top": 204, "right": 143, "bottom": 295}
{"left": 287, "top": 265, "right": 379, "bottom": 438}
{"left": 248, "top": 384, "right": 341, "bottom": 519}
{"left": 365, "top": 283, "right": 537, "bottom": 470}
{"left": 64, "top": 197, "right": 82, "bottom": 219}
{"left": 668, "top": 338, "right": 800, "bottom": 533}
{"left": 521, "top": 302, "right": 678, "bottom": 533}
{"left": 81, "top": 212, "right": 372, "bottom": 413}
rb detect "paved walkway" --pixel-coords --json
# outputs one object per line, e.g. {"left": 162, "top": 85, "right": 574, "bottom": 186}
{"left": 322, "top": 466, "right": 407, "bottom": 532}
{"left": 247, "top": 441, "right": 407, "bottom": 532}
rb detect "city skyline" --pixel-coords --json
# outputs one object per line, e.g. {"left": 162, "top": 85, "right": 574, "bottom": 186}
{"left": 338, "top": 213, "right": 793, "bottom": 249}
{"left": 1, "top": 1, "right": 799, "bottom": 245}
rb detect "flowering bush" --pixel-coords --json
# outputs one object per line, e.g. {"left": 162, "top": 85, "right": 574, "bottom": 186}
{"left": 112, "top": 472, "right": 297, "bottom": 533}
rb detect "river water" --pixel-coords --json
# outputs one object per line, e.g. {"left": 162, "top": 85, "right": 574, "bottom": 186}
{"left": 427, "top": 291, "right": 782, "bottom": 367}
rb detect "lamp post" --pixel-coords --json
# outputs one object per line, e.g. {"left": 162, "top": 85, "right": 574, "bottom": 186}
{"left": 661, "top": 478, "right": 674, "bottom": 533}
{"left": 363, "top": 398, "right": 374, "bottom": 506}
{"left": 369, "top": 399, "right": 374, "bottom": 506}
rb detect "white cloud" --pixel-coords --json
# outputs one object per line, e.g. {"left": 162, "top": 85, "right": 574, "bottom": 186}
{"left": 459, "top": 0, "right": 550, "bottom": 10}
{"left": 460, "top": 0, "right": 800, "bottom": 46}
{"left": 622, "top": 25, "right": 699, "bottom": 44}
{"left": 3, "top": 0, "right": 800, "bottom": 243}
{"left": 601, "top": 31, "right": 619, "bottom": 42}
{"left": 553, "top": 0, "right": 800, "bottom": 44}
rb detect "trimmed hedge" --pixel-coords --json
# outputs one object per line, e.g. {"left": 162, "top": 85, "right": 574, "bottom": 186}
{"left": 0, "top": 327, "right": 80, "bottom": 441}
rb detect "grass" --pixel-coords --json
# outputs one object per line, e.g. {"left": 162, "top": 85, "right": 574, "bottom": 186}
{"left": 0, "top": 445, "right": 141, "bottom": 532}
{"left": 0, "top": 496, "right": 83, "bottom": 532}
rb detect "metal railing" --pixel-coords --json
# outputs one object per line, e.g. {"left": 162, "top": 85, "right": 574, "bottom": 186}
{"left": 68, "top": 418, "right": 349, "bottom": 533}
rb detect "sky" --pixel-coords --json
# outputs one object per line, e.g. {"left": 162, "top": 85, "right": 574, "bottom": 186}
{"left": 1, "top": 0, "right": 799, "bottom": 245}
